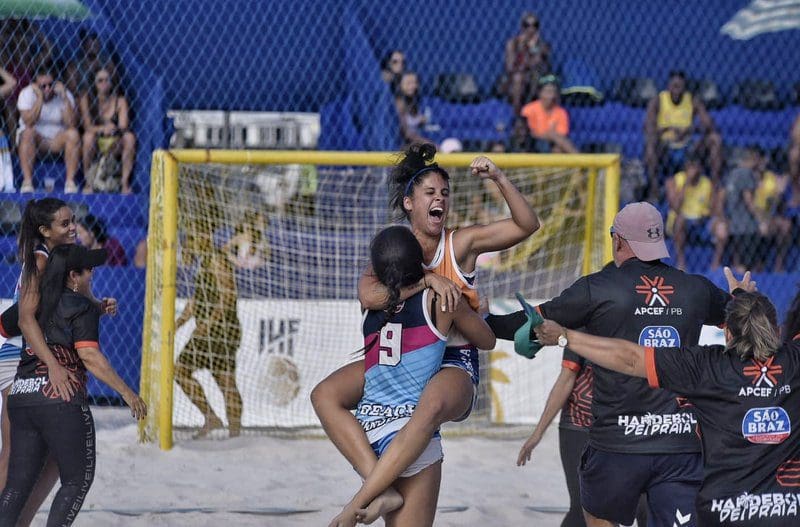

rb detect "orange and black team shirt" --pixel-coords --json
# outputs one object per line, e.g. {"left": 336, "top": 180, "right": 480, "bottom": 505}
{"left": 8, "top": 290, "right": 100, "bottom": 408}
{"left": 560, "top": 347, "right": 593, "bottom": 431}
{"left": 538, "top": 259, "right": 730, "bottom": 455}
{"left": 648, "top": 340, "right": 800, "bottom": 526}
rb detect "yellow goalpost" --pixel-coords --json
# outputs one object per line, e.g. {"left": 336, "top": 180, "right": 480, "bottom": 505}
{"left": 141, "top": 149, "right": 619, "bottom": 450}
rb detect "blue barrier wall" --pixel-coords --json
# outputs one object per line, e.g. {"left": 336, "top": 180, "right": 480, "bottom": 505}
{"left": 91, "top": 0, "right": 800, "bottom": 109}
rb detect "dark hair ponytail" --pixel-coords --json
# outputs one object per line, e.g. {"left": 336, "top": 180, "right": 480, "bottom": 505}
{"left": 19, "top": 198, "right": 68, "bottom": 291}
{"left": 783, "top": 287, "right": 800, "bottom": 344}
{"left": 36, "top": 244, "right": 72, "bottom": 329}
{"left": 371, "top": 226, "right": 424, "bottom": 316}
{"left": 356, "top": 227, "right": 425, "bottom": 358}
{"left": 389, "top": 142, "right": 449, "bottom": 221}
{"left": 725, "top": 291, "right": 780, "bottom": 361}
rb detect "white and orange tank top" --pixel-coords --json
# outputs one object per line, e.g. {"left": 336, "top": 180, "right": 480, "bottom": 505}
{"left": 423, "top": 229, "right": 480, "bottom": 312}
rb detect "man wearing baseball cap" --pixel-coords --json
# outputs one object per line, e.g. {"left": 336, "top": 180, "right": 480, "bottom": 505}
{"left": 488, "top": 202, "right": 733, "bottom": 527}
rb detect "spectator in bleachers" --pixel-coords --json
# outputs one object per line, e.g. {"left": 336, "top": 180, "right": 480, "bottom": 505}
{"left": 645, "top": 70, "right": 723, "bottom": 200}
{"left": 80, "top": 67, "right": 136, "bottom": 194}
{"left": 395, "top": 71, "right": 432, "bottom": 146}
{"left": 65, "top": 29, "right": 115, "bottom": 98}
{"left": 77, "top": 213, "right": 127, "bottom": 266}
{"left": 665, "top": 153, "right": 727, "bottom": 271}
{"left": 504, "top": 12, "right": 551, "bottom": 115}
{"left": 0, "top": 67, "right": 17, "bottom": 192}
{"left": 16, "top": 65, "right": 80, "bottom": 193}
{"left": 789, "top": 113, "right": 800, "bottom": 182}
{"left": 380, "top": 50, "right": 405, "bottom": 95}
{"left": 751, "top": 147, "right": 791, "bottom": 272}
{"left": 721, "top": 147, "right": 761, "bottom": 273}
{"left": 520, "top": 75, "right": 578, "bottom": 153}
{"left": 1, "top": 20, "right": 53, "bottom": 152}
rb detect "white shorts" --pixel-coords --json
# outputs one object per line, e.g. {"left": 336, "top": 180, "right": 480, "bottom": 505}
{"left": 0, "top": 359, "right": 18, "bottom": 391}
{"left": 399, "top": 436, "right": 443, "bottom": 478}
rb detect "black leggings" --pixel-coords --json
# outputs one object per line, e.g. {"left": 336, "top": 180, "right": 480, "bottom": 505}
{"left": 559, "top": 427, "right": 588, "bottom": 527}
{"left": 0, "top": 403, "right": 95, "bottom": 527}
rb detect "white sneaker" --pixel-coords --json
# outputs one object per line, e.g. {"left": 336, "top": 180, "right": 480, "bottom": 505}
{"left": 64, "top": 181, "right": 78, "bottom": 194}
{"left": 20, "top": 182, "right": 34, "bottom": 193}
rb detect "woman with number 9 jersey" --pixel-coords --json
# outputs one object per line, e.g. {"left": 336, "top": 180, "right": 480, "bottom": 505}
{"left": 327, "top": 226, "right": 495, "bottom": 527}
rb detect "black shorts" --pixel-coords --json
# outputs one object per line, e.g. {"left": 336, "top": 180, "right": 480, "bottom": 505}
{"left": 580, "top": 445, "right": 701, "bottom": 526}
{"left": 177, "top": 326, "right": 240, "bottom": 372}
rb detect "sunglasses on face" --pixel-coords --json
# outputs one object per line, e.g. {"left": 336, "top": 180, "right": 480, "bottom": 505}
{"left": 522, "top": 20, "right": 539, "bottom": 29}
{"left": 39, "top": 82, "right": 53, "bottom": 89}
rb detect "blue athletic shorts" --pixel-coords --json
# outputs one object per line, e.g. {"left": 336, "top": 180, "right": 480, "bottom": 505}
{"left": 441, "top": 344, "right": 479, "bottom": 422}
{"left": 579, "top": 445, "right": 702, "bottom": 526}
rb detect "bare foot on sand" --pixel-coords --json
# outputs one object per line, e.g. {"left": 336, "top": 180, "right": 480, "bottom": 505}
{"left": 194, "top": 415, "right": 224, "bottom": 439}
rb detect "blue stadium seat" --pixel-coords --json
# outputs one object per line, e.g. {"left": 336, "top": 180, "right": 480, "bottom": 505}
{"left": 568, "top": 102, "right": 644, "bottom": 158}
{"left": 422, "top": 97, "right": 513, "bottom": 144}
{"left": 318, "top": 95, "right": 366, "bottom": 151}
{"left": 709, "top": 106, "right": 797, "bottom": 149}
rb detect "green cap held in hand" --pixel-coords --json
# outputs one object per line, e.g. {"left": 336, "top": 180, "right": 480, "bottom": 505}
{"left": 513, "top": 292, "right": 545, "bottom": 359}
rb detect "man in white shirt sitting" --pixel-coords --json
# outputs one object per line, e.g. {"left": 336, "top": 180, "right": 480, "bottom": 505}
{"left": 17, "top": 66, "right": 80, "bottom": 193}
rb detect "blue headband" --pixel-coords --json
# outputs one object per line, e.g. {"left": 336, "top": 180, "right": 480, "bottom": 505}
{"left": 404, "top": 165, "right": 441, "bottom": 196}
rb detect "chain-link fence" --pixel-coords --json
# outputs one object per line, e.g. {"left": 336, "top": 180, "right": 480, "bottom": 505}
{"left": 0, "top": 1, "right": 799, "bottom": 403}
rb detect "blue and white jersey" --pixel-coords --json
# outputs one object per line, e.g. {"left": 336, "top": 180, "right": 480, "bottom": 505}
{"left": 0, "top": 244, "right": 49, "bottom": 361}
{"left": 356, "top": 289, "right": 446, "bottom": 447}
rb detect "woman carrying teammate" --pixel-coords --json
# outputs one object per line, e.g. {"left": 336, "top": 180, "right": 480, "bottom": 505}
{"left": 329, "top": 226, "right": 495, "bottom": 526}
{"left": 534, "top": 271, "right": 800, "bottom": 526}
{"left": 0, "top": 198, "right": 117, "bottom": 525}
{"left": 0, "top": 244, "right": 146, "bottom": 526}
{"left": 313, "top": 142, "right": 539, "bottom": 523}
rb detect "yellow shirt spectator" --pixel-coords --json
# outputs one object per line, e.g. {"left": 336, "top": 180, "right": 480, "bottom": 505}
{"left": 666, "top": 170, "right": 712, "bottom": 235}
{"left": 753, "top": 170, "right": 781, "bottom": 214}
{"left": 657, "top": 91, "right": 693, "bottom": 147}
